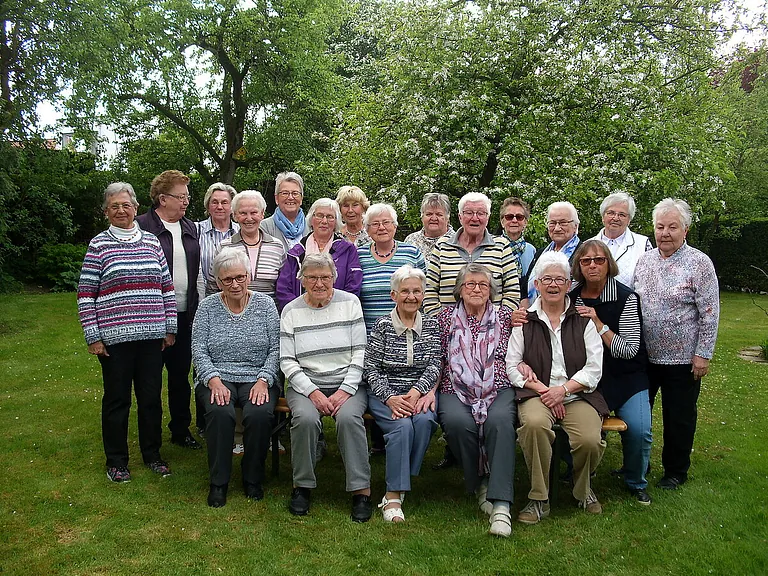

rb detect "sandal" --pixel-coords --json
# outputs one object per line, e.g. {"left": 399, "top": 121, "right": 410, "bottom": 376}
{"left": 488, "top": 509, "right": 512, "bottom": 538}
{"left": 378, "top": 493, "right": 405, "bottom": 523}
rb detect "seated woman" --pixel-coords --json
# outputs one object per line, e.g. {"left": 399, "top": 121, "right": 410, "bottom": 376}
{"left": 437, "top": 263, "right": 517, "bottom": 538}
{"left": 506, "top": 252, "right": 606, "bottom": 524}
{"left": 571, "top": 239, "right": 652, "bottom": 504}
{"left": 276, "top": 198, "right": 362, "bottom": 311}
{"left": 280, "top": 253, "right": 372, "bottom": 521}
{"left": 364, "top": 265, "right": 441, "bottom": 522}
{"left": 191, "top": 248, "right": 280, "bottom": 508}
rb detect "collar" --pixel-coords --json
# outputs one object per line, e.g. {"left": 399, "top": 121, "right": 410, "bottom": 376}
{"left": 529, "top": 295, "right": 572, "bottom": 325}
{"left": 573, "top": 277, "right": 618, "bottom": 303}
{"left": 448, "top": 228, "right": 495, "bottom": 249}
{"left": 390, "top": 308, "right": 423, "bottom": 337}
{"left": 199, "top": 217, "right": 236, "bottom": 235}
{"left": 599, "top": 228, "right": 627, "bottom": 246}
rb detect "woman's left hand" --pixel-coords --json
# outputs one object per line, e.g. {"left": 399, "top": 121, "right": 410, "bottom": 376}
{"left": 414, "top": 390, "right": 436, "bottom": 414}
{"left": 540, "top": 384, "right": 566, "bottom": 409}
{"left": 328, "top": 389, "right": 352, "bottom": 416}
{"left": 249, "top": 379, "right": 270, "bottom": 406}
{"left": 162, "top": 333, "right": 175, "bottom": 351}
{"left": 692, "top": 355, "right": 710, "bottom": 380}
{"left": 576, "top": 305, "right": 599, "bottom": 324}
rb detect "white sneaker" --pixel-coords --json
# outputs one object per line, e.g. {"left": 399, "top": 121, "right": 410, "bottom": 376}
{"left": 232, "top": 443, "right": 244, "bottom": 455}
{"left": 489, "top": 509, "right": 512, "bottom": 538}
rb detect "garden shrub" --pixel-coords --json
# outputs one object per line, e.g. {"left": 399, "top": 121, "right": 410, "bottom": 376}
{"left": 705, "top": 218, "right": 768, "bottom": 293}
{"left": 37, "top": 243, "right": 88, "bottom": 292}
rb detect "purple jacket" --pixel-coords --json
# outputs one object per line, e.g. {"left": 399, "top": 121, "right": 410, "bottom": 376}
{"left": 275, "top": 236, "right": 362, "bottom": 311}
{"left": 136, "top": 207, "right": 200, "bottom": 323}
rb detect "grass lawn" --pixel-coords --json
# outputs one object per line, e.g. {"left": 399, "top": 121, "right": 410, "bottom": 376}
{"left": 0, "top": 292, "right": 766, "bottom": 576}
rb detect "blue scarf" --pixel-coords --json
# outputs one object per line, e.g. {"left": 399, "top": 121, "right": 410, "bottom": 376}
{"left": 272, "top": 208, "right": 306, "bottom": 240}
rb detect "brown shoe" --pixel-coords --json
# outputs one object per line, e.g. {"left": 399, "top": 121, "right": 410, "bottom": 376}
{"left": 517, "top": 499, "right": 550, "bottom": 525}
{"left": 578, "top": 490, "right": 602, "bottom": 514}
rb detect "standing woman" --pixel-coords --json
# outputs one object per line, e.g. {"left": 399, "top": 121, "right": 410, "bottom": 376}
{"left": 358, "top": 203, "right": 426, "bottom": 332}
{"left": 634, "top": 198, "right": 719, "bottom": 490}
{"left": 196, "top": 182, "right": 239, "bottom": 302}
{"left": 336, "top": 185, "right": 371, "bottom": 246}
{"left": 78, "top": 182, "right": 177, "bottom": 482}
{"left": 404, "top": 193, "right": 454, "bottom": 259}
{"left": 276, "top": 198, "right": 362, "bottom": 311}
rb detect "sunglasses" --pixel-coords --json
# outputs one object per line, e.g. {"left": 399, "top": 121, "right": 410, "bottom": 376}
{"left": 579, "top": 256, "right": 608, "bottom": 266}
{"left": 503, "top": 213, "right": 527, "bottom": 222}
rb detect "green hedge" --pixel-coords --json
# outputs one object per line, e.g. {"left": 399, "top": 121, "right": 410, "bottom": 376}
{"left": 37, "top": 243, "right": 88, "bottom": 293}
{"left": 706, "top": 219, "right": 768, "bottom": 292}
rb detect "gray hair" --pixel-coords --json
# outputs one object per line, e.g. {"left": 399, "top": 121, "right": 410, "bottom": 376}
{"left": 204, "top": 182, "right": 237, "bottom": 212}
{"left": 275, "top": 171, "right": 304, "bottom": 196}
{"left": 652, "top": 198, "right": 692, "bottom": 229}
{"left": 600, "top": 192, "right": 636, "bottom": 220}
{"left": 390, "top": 264, "right": 427, "bottom": 292}
{"left": 547, "top": 201, "right": 580, "bottom": 226}
{"left": 364, "top": 203, "right": 399, "bottom": 227}
{"left": 232, "top": 190, "right": 267, "bottom": 214}
{"left": 103, "top": 182, "right": 139, "bottom": 210}
{"left": 420, "top": 193, "right": 451, "bottom": 218}
{"left": 533, "top": 251, "right": 571, "bottom": 280}
{"left": 458, "top": 192, "right": 491, "bottom": 214}
{"left": 299, "top": 252, "right": 338, "bottom": 282}
{"left": 452, "top": 263, "right": 499, "bottom": 301}
{"left": 212, "top": 247, "right": 250, "bottom": 280}
{"left": 307, "top": 198, "right": 342, "bottom": 233}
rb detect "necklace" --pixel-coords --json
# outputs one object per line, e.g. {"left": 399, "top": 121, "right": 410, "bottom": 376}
{"left": 373, "top": 242, "right": 396, "bottom": 259}
{"left": 222, "top": 293, "right": 250, "bottom": 322}
{"left": 241, "top": 234, "right": 261, "bottom": 247}
{"left": 344, "top": 227, "right": 362, "bottom": 239}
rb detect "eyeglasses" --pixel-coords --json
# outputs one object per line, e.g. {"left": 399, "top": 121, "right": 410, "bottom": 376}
{"left": 304, "top": 274, "right": 333, "bottom": 284}
{"left": 579, "top": 256, "right": 608, "bottom": 266}
{"left": 538, "top": 276, "right": 568, "bottom": 286}
{"left": 397, "top": 288, "right": 423, "bottom": 296}
{"left": 278, "top": 191, "right": 302, "bottom": 198}
{"left": 209, "top": 199, "right": 230, "bottom": 207}
{"left": 503, "top": 213, "right": 527, "bottom": 222}
{"left": 108, "top": 203, "right": 134, "bottom": 211}
{"left": 313, "top": 213, "right": 336, "bottom": 221}
{"left": 461, "top": 210, "right": 489, "bottom": 219}
{"left": 164, "top": 193, "right": 191, "bottom": 203}
{"left": 546, "top": 220, "right": 574, "bottom": 229}
{"left": 368, "top": 220, "right": 394, "bottom": 229}
{"left": 605, "top": 210, "right": 629, "bottom": 219}
{"left": 219, "top": 274, "right": 247, "bottom": 286}
{"left": 463, "top": 281, "right": 490, "bottom": 291}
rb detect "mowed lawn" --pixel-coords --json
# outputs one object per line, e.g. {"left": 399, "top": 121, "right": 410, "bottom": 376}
{"left": 0, "top": 292, "right": 766, "bottom": 576}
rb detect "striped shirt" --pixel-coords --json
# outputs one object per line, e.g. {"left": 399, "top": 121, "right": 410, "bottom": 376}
{"left": 280, "top": 290, "right": 367, "bottom": 396}
{"left": 364, "top": 309, "right": 441, "bottom": 401}
{"left": 78, "top": 230, "right": 177, "bottom": 346}
{"left": 195, "top": 217, "right": 239, "bottom": 300}
{"left": 213, "top": 231, "right": 286, "bottom": 299}
{"left": 357, "top": 242, "right": 426, "bottom": 332}
{"left": 424, "top": 229, "right": 520, "bottom": 315}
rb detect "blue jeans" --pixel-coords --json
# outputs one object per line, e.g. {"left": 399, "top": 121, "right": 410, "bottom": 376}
{"left": 616, "top": 389, "right": 653, "bottom": 490}
{"left": 367, "top": 393, "right": 438, "bottom": 492}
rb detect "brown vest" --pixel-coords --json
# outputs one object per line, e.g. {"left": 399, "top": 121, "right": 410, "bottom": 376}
{"left": 516, "top": 304, "right": 609, "bottom": 417}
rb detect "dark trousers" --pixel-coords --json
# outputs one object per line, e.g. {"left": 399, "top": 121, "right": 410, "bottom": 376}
{"left": 648, "top": 362, "right": 701, "bottom": 481}
{"left": 99, "top": 339, "right": 164, "bottom": 467}
{"left": 163, "top": 312, "right": 192, "bottom": 439}
{"left": 196, "top": 382, "right": 277, "bottom": 487}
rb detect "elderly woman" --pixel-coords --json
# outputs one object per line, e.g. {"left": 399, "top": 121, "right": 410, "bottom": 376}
{"left": 280, "top": 253, "right": 372, "bottom": 521}
{"left": 436, "top": 264, "right": 517, "bottom": 538}
{"left": 214, "top": 190, "right": 286, "bottom": 299}
{"left": 571, "top": 240, "right": 652, "bottom": 504}
{"left": 78, "top": 182, "right": 176, "bottom": 482}
{"left": 196, "top": 182, "right": 239, "bottom": 302}
{"left": 364, "top": 265, "right": 441, "bottom": 522}
{"left": 507, "top": 252, "right": 606, "bottom": 524}
{"left": 336, "top": 185, "right": 371, "bottom": 246}
{"left": 358, "top": 203, "right": 426, "bottom": 332}
{"left": 499, "top": 197, "right": 536, "bottom": 280}
{"left": 276, "top": 198, "right": 362, "bottom": 311}
{"left": 192, "top": 248, "right": 280, "bottom": 507}
{"left": 404, "top": 193, "right": 454, "bottom": 258}
{"left": 523, "top": 201, "right": 581, "bottom": 306}
{"left": 592, "top": 192, "right": 652, "bottom": 289}
{"left": 634, "top": 198, "right": 719, "bottom": 490}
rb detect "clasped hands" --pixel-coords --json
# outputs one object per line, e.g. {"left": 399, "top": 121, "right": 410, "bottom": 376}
{"left": 309, "top": 389, "right": 352, "bottom": 417}
{"left": 518, "top": 362, "right": 568, "bottom": 420}
{"left": 385, "top": 388, "right": 434, "bottom": 420}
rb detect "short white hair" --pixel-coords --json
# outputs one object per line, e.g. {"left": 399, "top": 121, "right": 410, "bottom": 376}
{"left": 232, "top": 190, "right": 267, "bottom": 214}
{"left": 275, "top": 171, "right": 304, "bottom": 195}
{"left": 390, "top": 264, "right": 426, "bottom": 292}
{"left": 307, "top": 198, "right": 342, "bottom": 233}
{"left": 364, "top": 203, "right": 399, "bottom": 227}
{"left": 213, "top": 247, "right": 250, "bottom": 279}
{"left": 533, "top": 251, "right": 571, "bottom": 280}
{"left": 547, "top": 201, "right": 580, "bottom": 226}
{"left": 204, "top": 183, "right": 237, "bottom": 212}
{"left": 103, "top": 182, "right": 139, "bottom": 210}
{"left": 652, "top": 198, "right": 692, "bottom": 229}
{"left": 600, "top": 192, "right": 636, "bottom": 220}
{"left": 458, "top": 192, "right": 491, "bottom": 214}
{"left": 299, "top": 252, "right": 338, "bottom": 282}
{"left": 420, "top": 193, "right": 451, "bottom": 218}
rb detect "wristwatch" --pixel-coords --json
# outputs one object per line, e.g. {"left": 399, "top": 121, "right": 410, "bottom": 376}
{"left": 597, "top": 324, "right": 610, "bottom": 336}
{"left": 561, "top": 383, "right": 571, "bottom": 397}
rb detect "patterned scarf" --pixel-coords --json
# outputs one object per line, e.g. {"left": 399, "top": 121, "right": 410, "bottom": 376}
{"left": 272, "top": 208, "right": 306, "bottom": 241}
{"left": 505, "top": 234, "right": 527, "bottom": 262}
{"left": 448, "top": 301, "right": 499, "bottom": 475}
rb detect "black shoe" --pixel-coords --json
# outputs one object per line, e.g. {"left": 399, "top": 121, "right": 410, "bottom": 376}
{"left": 208, "top": 484, "right": 228, "bottom": 508}
{"left": 656, "top": 476, "right": 684, "bottom": 490}
{"left": 351, "top": 494, "right": 373, "bottom": 523}
{"left": 289, "top": 487, "right": 311, "bottom": 516}
{"left": 172, "top": 433, "right": 202, "bottom": 450}
{"left": 244, "top": 483, "right": 264, "bottom": 501}
{"left": 631, "top": 488, "right": 652, "bottom": 505}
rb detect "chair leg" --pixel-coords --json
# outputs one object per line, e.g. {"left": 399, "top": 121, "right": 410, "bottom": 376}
{"left": 549, "top": 426, "right": 563, "bottom": 504}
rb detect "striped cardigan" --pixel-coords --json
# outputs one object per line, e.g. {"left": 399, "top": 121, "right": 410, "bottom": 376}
{"left": 77, "top": 230, "right": 177, "bottom": 346}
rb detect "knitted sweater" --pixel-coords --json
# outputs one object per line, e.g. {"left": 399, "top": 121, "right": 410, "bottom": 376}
{"left": 191, "top": 291, "right": 280, "bottom": 388}
{"left": 77, "top": 230, "right": 177, "bottom": 346}
{"left": 280, "top": 290, "right": 367, "bottom": 396}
